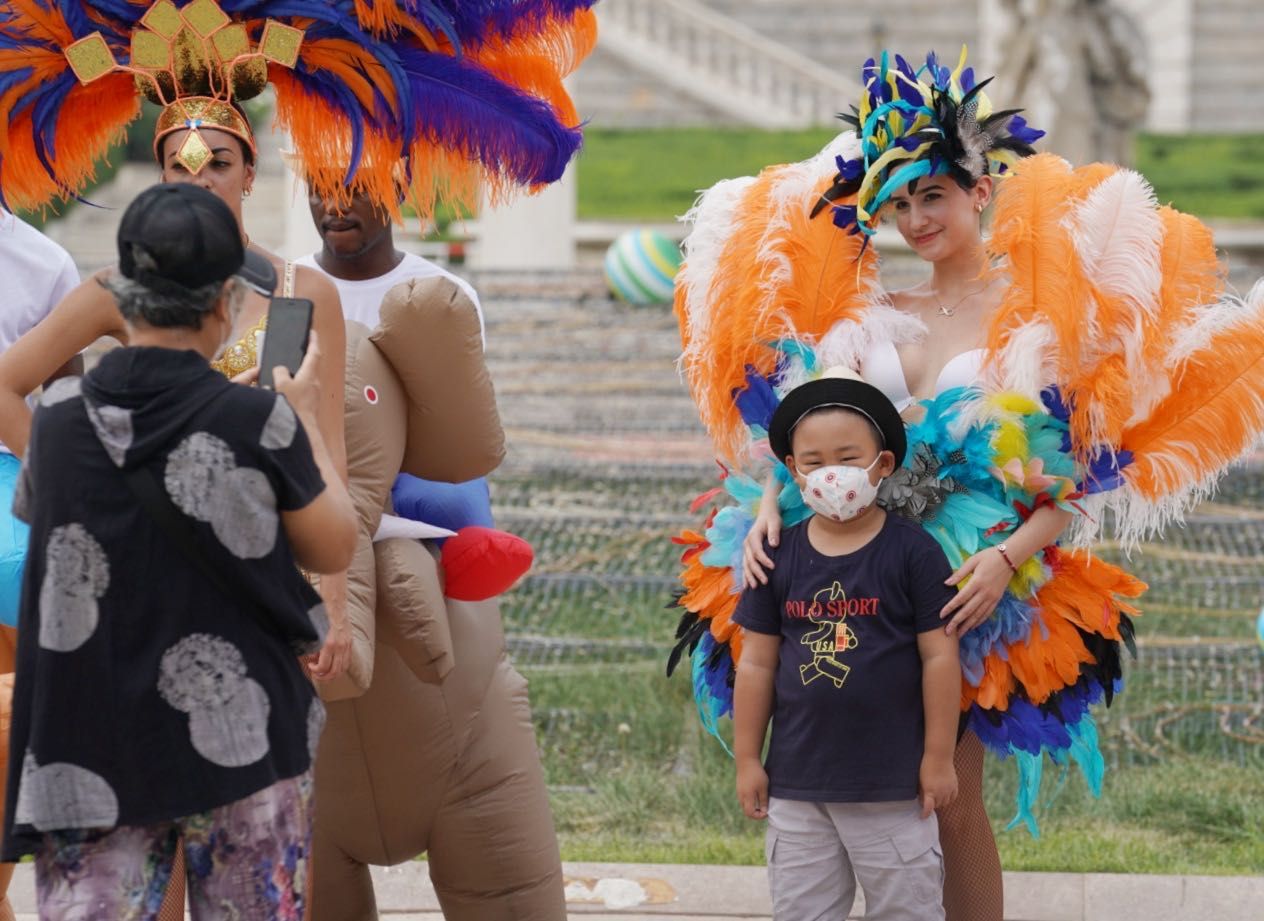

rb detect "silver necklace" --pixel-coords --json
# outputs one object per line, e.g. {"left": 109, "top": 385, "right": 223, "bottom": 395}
{"left": 933, "top": 280, "right": 993, "bottom": 318}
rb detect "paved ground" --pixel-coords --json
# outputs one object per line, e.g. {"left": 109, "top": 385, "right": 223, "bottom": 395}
{"left": 6, "top": 861, "right": 1263, "bottom": 919}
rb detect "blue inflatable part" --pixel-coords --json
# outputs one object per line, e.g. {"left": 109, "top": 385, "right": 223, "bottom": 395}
{"left": 391, "top": 474, "right": 494, "bottom": 538}
{"left": 1, "top": 453, "right": 27, "bottom": 628}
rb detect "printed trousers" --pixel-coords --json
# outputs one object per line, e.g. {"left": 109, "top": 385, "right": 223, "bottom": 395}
{"left": 34, "top": 771, "right": 313, "bottom": 921}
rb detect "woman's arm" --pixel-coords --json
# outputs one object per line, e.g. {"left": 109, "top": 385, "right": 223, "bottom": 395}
{"left": 733, "top": 631, "right": 779, "bottom": 819}
{"left": 741, "top": 472, "right": 783, "bottom": 588}
{"left": 293, "top": 267, "right": 351, "bottom": 681}
{"left": 0, "top": 271, "right": 124, "bottom": 455}
{"left": 274, "top": 333, "right": 356, "bottom": 573}
{"left": 939, "top": 504, "right": 1073, "bottom": 636}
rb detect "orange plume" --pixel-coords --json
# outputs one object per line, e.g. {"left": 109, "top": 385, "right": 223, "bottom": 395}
{"left": 1121, "top": 285, "right": 1264, "bottom": 499}
{"left": 677, "top": 144, "right": 878, "bottom": 464}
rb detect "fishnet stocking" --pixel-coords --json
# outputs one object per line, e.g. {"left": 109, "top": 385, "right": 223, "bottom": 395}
{"left": 938, "top": 731, "right": 1003, "bottom": 921}
{"left": 157, "top": 842, "right": 185, "bottom": 921}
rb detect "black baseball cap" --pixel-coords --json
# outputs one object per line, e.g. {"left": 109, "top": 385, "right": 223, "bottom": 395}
{"left": 117, "top": 183, "right": 276, "bottom": 298}
{"left": 768, "top": 376, "right": 907, "bottom": 466}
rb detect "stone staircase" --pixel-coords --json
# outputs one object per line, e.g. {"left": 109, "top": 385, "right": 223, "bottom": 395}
{"left": 591, "top": 0, "right": 859, "bottom": 129}
{"left": 579, "top": 0, "right": 1263, "bottom": 134}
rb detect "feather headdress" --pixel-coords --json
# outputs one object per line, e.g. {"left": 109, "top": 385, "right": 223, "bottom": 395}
{"left": 0, "top": 0, "right": 597, "bottom": 216}
{"left": 811, "top": 47, "right": 1044, "bottom": 237}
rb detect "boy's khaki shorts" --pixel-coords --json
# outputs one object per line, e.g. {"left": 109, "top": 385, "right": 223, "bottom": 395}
{"left": 765, "top": 797, "right": 943, "bottom": 921}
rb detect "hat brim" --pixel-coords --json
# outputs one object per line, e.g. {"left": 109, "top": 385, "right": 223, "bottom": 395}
{"left": 768, "top": 378, "right": 907, "bottom": 467}
{"left": 235, "top": 250, "right": 277, "bottom": 297}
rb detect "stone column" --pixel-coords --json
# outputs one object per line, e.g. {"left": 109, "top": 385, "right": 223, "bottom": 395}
{"left": 467, "top": 162, "right": 578, "bottom": 270}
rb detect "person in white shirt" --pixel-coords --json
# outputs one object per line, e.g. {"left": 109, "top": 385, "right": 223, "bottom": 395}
{"left": 0, "top": 211, "right": 80, "bottom": 617}
{"left": 0, "top": 211, "right": 80, "bottom": 921}
{"left": 297, "top": 190, "right": 484, "bottom": 345}
{"left": 299, "top": 188, "right": 492, "bottom": 530}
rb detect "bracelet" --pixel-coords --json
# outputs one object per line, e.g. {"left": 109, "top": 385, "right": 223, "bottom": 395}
{"left": 994, "top": 543, "right": 1019, "bottom": 573}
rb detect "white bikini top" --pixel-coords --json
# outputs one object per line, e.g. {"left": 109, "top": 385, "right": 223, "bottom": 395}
{"left": 858, "top": 339, "right": 985, "bottom": 412}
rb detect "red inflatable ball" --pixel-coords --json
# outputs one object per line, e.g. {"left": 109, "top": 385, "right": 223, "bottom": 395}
{"left": 441, "top": 526, "right": 534, "bottom": 601}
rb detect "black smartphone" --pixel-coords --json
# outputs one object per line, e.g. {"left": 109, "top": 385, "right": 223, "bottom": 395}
{"left": 258, "top": 297, "right": 314, "bottom": 390}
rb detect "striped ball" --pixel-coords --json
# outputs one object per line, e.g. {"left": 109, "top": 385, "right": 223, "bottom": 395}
{"left": 603, "top": 229, "right": 682, "bottom": 305}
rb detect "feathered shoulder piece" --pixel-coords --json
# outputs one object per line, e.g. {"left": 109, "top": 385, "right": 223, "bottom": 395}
{"left": 0, "top": 0, "right": 597, "bottom": 215}
{"left": 675, "top": 132, "right": 880, "bottom": 465}
{"left": 985, "top": 151, "right": 1264, "bottom": 546}
{"left": 811, "top": 46, "right": 1043, "bottom": 238}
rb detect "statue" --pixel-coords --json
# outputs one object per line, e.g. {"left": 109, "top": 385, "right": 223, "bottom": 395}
{"left": 994, "top": 0, "right": 1150, "bottom": 165}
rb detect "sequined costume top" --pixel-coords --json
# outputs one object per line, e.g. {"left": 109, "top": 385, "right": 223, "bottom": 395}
{"left": 209, "top": 260, "right": 294, "bottom": 378}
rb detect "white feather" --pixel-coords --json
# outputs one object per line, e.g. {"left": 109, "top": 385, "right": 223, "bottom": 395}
{"left": 675, "top": 175, "right": 756, "bottom": 377}
{"left": 755, "top": 132, "right": 862, "bottom": 341}
{"left": 1075, "top": 279, "right": 1264, "bottom": 549}
{"left": 991, "top": 320, "right": 1058, "bottom": 399}
{"left": 1063, "top": 170, "right": 1164, "bottom": 375}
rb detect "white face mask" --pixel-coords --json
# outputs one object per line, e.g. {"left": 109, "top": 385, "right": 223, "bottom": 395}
{"left": 800, "top": 457, "right": 883, "bottom": 523}
{"left": 211, "top": 295, "right": 244, "bottom": 363}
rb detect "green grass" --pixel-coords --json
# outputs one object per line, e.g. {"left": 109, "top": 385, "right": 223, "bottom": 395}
{"left": 528, "top": 658, "right": 1264, "bottom": 874}
{"left": 575, "top": 126, "right": 836, "bottom": 221}
{"left": 1138, "top": 134, "right": 1264, "bottom": 219}
{"left": 574, "top": 129, "right": 1264, "bottom": 222}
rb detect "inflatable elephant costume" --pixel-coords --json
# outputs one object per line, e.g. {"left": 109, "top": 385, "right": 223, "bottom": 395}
{"left": 312, "top": 277, "right": 563, "bottom": 919}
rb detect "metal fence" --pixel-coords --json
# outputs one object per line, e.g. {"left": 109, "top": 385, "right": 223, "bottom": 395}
{"left": 476, "top": 276, "right": 1264, "bottom": 776}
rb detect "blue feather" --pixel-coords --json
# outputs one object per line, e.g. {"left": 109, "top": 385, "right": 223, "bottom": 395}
{"left": 734, "top": 368, "right": 779, "bottom": 431}
{"left": 394, "top": 46, "right": 582, "bottom": 184}
{"left": 1006, "top": 750, "right": 1043, "bottom": 836}
{"left": 691, "top": 635, "right": 734, "bottom": 753}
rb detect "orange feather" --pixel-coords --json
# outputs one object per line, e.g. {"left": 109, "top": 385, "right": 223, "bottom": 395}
{"left": 680, "top": 160, "right": 876, "bottom": 463}
{"left": 1, "top": 77, "right": 138, "bottom": 212}
{"left": 1007, "top": 614, "right": 1095, "bottom": 704}
{"left": 1121, "top": 291, "right": 1264, "bottom": 498}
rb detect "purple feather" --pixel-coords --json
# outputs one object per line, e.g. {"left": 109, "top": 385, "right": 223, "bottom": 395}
{"left": 394, "top": 48, "right": 582, "bottom": 184}
{"left": 734, "top": 368, "right": 779, "bottom": 431}
{"left": 1007, "top": 114, "right": 1046, "bottom": 146}
{"left": 831, "top": 203, "right": 859, "bottom": 233}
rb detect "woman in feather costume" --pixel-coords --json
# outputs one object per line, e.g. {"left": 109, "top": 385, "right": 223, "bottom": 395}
{"left": 669, "top": 48, "right": 1264, "bottom": 920}
{"left": 0, "top": 1, "right": 595, "bottom": 917}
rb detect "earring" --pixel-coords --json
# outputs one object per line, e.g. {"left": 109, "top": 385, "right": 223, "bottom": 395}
{"left": 243, "top": 187, "right": 253, "bottom": 199}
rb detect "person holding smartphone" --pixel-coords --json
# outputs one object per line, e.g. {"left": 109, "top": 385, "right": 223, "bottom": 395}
{"left": 1, "top": 184, "right": 357, "bottom": 919}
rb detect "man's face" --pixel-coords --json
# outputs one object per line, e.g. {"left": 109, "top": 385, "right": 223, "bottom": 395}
{"left": 308, "top": 187, "right": 391, "bottom": 259}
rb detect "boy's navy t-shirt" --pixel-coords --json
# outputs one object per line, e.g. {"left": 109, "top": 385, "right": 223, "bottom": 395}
{"left": 733, "top": 512, "right": 955, "bottom": 803}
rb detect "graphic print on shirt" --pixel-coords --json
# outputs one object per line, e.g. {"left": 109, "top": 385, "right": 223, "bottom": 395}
{"left": 790, "top": 581, "right": 880, "bottom": 689}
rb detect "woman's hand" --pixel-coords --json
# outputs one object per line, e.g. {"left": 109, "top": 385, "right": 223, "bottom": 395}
{"left": 271, "top": 331, "right": 321, "bottom": 421}
{"left": 229, "top": 365, "right": 259, "bottom": 387}
{"left": 742, "top": 495, "right": 782, "bottom": 589}
{"left": 303, "top": 602, "right": 351, "bottom": 682}
{"left": 939, "top": 546, "right": 1012, "bottom": 636}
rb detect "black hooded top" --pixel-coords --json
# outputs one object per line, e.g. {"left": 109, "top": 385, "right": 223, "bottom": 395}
{"left": 3, "top": 346, "right": 327, "bottom": 858}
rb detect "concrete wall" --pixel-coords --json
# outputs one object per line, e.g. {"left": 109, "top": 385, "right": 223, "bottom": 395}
{"left": 1189, "top": 0, "right": 1264, "bottom": 132}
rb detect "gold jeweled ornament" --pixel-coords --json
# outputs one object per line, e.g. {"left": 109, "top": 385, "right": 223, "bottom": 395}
{"left": 64, "top": 33, "right": 117, "bottom": 84}
{"left": 61, "top": 0, "right": 302, "bottom": 174}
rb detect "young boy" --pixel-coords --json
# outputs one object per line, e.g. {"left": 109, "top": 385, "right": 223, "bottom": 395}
{"left": 733, "top": 370, "right": 960, "bottom": 921}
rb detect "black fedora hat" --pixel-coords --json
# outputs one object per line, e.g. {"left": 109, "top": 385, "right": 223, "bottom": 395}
{"left": 768, "top": 376, "right": 907, "bottom": 466}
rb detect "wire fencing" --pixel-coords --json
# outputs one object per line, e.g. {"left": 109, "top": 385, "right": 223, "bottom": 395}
{"left": 478, "top": 277, "right": 1264, "bottom": 779}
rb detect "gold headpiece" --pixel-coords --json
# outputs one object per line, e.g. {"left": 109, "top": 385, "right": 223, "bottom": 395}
{"left": 63, "top": 0, "right": 302, "bottom": 173}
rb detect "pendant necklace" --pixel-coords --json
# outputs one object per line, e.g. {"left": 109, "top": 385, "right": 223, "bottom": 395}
{"left": 933, "top": 279, "right": 994, "bottom": 318}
